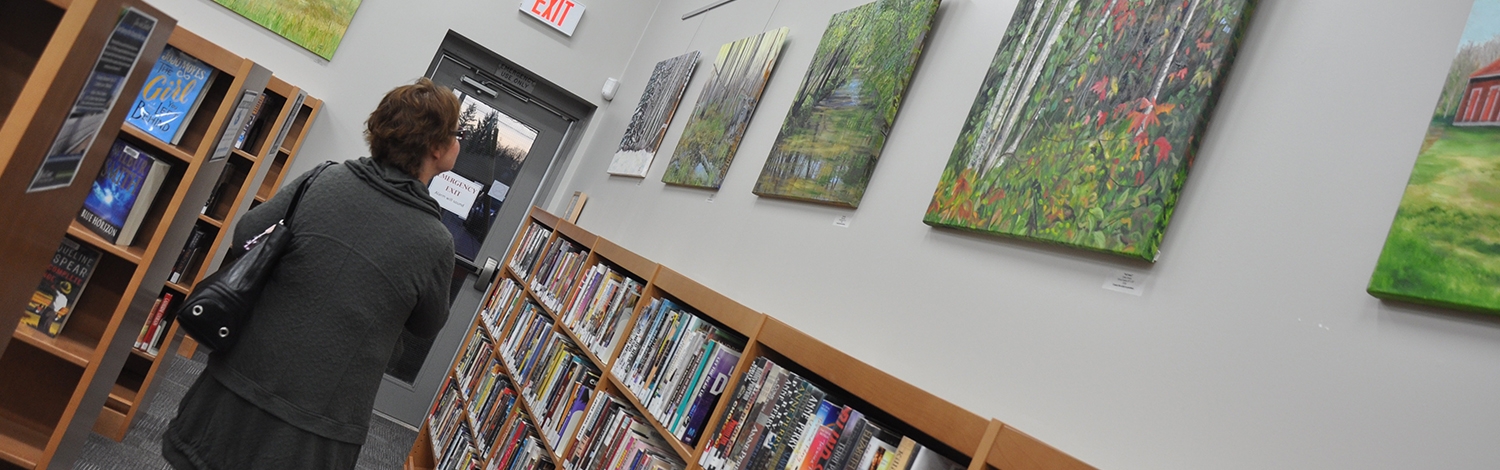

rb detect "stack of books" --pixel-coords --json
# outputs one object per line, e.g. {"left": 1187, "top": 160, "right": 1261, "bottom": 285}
{"left": 612, "top": 298, "right": 745, "bottom": 448}
{"left": 564, "top": 393, "right": 685, "bottom": 470}
{"left": 431, "top": 377, "right": 482, "bottom": 470}
{"left": 558, "top": 263, "right": 644, "bottom": 361}
{"left": 509, "top": 224, "right": 554, "bottom": 280}
{"left": 530, "top": 237, "right": 589, "bottom": 312}
{"left": 699, "top": 358, "right": 966, "bottom": 470}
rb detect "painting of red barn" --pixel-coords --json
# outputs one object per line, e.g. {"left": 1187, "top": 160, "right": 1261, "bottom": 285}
{"left": 924, "top": 0, "right": 1258, "bottom": 262}
{"left": 1370, "top": 0, "right": 1500, "bottom": 314}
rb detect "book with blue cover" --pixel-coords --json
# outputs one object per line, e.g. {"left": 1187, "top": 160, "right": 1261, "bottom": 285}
{"left": 125, "top": 45, "right": 214, "bottom": 145}
{"left": 78, "top": 139, "right": 171, "bottom": 245}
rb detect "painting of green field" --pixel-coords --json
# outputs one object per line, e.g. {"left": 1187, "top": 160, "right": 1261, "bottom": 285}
{"left": 924, "top": 0, "right": 1257, "bottom": 261}
{"left": 213, "top": 0, "right": 362, "bottom": 60}
{"left": 1369, "top": 0, "right": 1500, "bottom": 313}
{"left": 752, "top": 0, "right": 939, "bottom": 207}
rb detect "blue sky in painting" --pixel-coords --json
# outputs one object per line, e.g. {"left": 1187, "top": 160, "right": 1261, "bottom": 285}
{"left": 1460, "top": 0, "right": 1500, "bottom": 47}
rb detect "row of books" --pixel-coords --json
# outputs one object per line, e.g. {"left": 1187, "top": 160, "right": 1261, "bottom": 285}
{"left": 480, "top": 278, "right": 528, "bottom": 335}
{"left": 468, "top": 362, "right": 522, "bottom": 456}
{"left": 199, "top": 161, "right": 247, "bottom": 219}
{"left": 132, "top": 292, "right": 176, "bottom": 356}
{"left": 564, "top": 393, "right": 685, "bottom": 470}
{"left": 700, "top": 358, "right": 965, "bottom": 470}
{"left": 557, "top": 262, "right": 644, "bottom": 362}
{"left": 167, "top": 225, "right": 214, "bottom": 285}
{"left": 530, "top": 237, "right": 589, "bottom": 312}
{"left": 509, "top": 223, "right": 555, "bottom": 280}
{"left": 431, "top": 376, "right": 483, "bottom": 470}
{"left": 612, "top": 297, "right": 745, "bottom": 448}
{"left": 488, "top": 297, "right": 602, "bottom": 451}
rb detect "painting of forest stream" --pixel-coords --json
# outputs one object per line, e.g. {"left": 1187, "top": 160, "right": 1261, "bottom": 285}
{"left": 924, "top": 0, "right": 1257, "bottom": 261}
{"left": 1369, "top": 0, "right": 1500, "bottom": 314}
{"left": 753, "top": 0, "right": 940, "bottom": 207}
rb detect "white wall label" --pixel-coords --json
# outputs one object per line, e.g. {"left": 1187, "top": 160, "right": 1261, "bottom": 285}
{"left": 834, "top": 215, "right": 851, "bottom": 228}
{"left": 430, "top": 171, "right": 482, "bottom": 219}
{"left": 1103, "top": 270, "right": 1148, "bottom": 296}
{"left": 521, "top": 0, "right": 586, "bottom": 36}
{"left": 706, "top": 193, "right": 716, "bottom": 203}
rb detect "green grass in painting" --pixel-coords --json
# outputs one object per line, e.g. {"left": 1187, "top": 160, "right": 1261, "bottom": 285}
{"left": 213, "top": 0, "right": 361, "bottom": 60}
{"left": 1370, "top": 123, "right": 1500, "bottom": 311}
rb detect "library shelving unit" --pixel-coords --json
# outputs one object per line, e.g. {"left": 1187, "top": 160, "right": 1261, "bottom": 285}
{"left": 92, "top": 72, "right": 321, "bottom": 441}
{"left": 0, "top": 0, "right": 174, "bottom": 362}
{"left": 407, "top": 206, "right": 1097, "bottom": 470}
{"left": 0, "top": 20, "right": 273, "bottom": 468}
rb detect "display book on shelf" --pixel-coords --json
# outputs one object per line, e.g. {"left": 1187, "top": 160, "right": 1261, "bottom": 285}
{"left": 410, "top": 207, "right": 1097, "bottom": 470}
{"left": 97, "top": 70, "right": 322, "bottom": 442}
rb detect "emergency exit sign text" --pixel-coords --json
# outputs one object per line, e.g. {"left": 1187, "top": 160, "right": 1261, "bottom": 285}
{"left": 521, "top": 0, "right": 585, "bottom": 36}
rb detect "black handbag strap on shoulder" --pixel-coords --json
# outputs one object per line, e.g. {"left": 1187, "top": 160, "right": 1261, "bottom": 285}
{"left": 281, "top": 161, "right": 337, "bottom": 224}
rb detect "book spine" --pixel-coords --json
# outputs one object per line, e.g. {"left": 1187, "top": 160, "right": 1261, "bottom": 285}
{"left": 135, "top": 297, "right": 164, "bottom": 350}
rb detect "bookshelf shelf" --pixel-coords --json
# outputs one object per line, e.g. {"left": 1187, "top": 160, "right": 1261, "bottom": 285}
{"left": 0, "top": 414, "right": 47, "bottom": 469}
{"left": 163, "top": 281, "right": 190, "bottom": 296}
{"left": 129, "top": 348, "right": 155, "bottom": 361}
{"left": 412, "top": 206, "right": 1098, "bottom": 470}
{"left": 11, "top": 327, "right": 91, "bottom": 367}
{"left": 197, "top": 213, "right": 223, "bottom": 228}
{"left": 119, "top": 125, "right": 194, "bottom": 164}
{"left": 105, "top": 383, "right": 136, "bottom": 411}
{"left": 66, "top": 223, "right": 145, "bottom": 265}
{"left": 230, "top": 148, "right": 257, "bottom": 163}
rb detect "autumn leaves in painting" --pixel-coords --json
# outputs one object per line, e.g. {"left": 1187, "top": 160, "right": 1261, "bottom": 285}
{"left": 924, "top": 0, "right": 1256, "bottom": 260}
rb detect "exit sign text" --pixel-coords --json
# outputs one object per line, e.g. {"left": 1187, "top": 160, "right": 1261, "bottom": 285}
{"left": 521, "top": 0, "right": 585, "bottom": 36}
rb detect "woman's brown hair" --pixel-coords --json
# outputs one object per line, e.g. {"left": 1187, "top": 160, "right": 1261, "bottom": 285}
{"left": 365, "top": 78, "right": 461, "bottom": 176}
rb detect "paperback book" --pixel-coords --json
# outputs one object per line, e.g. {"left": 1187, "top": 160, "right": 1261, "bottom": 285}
{"left": 124, "top": 45, "right": 214, "bottom": 145}
{"left": 78, "top": 139, "right": 171, "bottom": 245}
{"left": 22, "top": 238, "right": 103, "bottom": 337}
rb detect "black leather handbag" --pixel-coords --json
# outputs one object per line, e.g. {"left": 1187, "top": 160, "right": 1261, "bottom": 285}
{"left": 177, "top": 162, "right": 334, "bottom": 352}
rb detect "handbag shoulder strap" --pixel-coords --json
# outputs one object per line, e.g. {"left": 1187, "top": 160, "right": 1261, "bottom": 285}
{"left": 281, "top": 161, "right": 336, "bottom": 224}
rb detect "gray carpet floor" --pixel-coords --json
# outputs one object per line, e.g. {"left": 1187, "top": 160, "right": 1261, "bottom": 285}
{"left": 75, "top": 350, "right": 419, "bottom": 470}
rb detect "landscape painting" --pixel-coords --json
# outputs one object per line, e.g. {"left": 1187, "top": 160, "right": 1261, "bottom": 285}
{"left": 212, "top": 0, "right": 362, "bottom": 60}
{"left": 923, "top": 0, "right": 1258, "bottom": 261}
{"left": 1370, "top": 0, "right": 1500, "bottom": 313}
{"left": 610, "top": 51, "right": 700, "bottom": 177}
{"left": 663, "top": 28, "right": 789, "bottom": 188}
{"left": 752, "top": 0, "right": 940, "bottom": 207}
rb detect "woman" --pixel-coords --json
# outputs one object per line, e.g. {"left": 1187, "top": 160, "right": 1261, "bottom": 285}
{"left": 163, "top": 78, "right": 460, "bottom": 469}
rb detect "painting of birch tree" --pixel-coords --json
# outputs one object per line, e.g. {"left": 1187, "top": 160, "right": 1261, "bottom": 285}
{"left": 924, "top": 0, "right": 1257, "bottom": 261}
{"left": 753, "top": 0, "right": 940, "bottom": 207}
{"left": 1369, "top": 0, "right": 1500, "bottom": 314}
{"left": 609, "top": 51, "right": 700, "bottom": 177}
{"left": 663, "top": 28, "right": 789, "bottom": 188}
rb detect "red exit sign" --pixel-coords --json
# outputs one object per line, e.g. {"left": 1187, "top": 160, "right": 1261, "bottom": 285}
{"left": 521, "top": 0, "right": 585, "bottom": 36}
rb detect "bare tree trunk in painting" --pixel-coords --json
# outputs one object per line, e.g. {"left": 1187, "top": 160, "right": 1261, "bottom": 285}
{"left": 979, "top": 0, "right": 1080, "bottom": 175}
{"left": 1136, "top": 0, "right": 1200, "bottom": 139}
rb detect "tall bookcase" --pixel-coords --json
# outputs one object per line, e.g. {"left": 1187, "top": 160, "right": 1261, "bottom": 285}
{"left": 407, "top": 207, "right": 1096, "bottom": 470}
{"left": 0, "top": 0, "right": 174, "bottom": 363}
{"left": 91, "top": 72, "right": 321, "bottom": 441}
{"left": 0, "top": 19, "right": 279, "bottom": 467}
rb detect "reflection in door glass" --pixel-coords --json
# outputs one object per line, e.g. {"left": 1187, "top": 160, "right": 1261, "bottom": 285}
{"left": 431, "top": 94, "right": 540, "bottom": 261}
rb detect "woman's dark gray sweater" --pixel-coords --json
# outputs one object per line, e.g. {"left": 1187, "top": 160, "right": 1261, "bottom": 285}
{"left": 210, "top": 157, "right": 454, "bottom": 444}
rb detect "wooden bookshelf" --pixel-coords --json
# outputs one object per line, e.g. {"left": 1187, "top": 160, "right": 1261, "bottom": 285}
{"left": 90, "top": 67, "right": 321, "bottom": 441}
{"left": 411, "top": 207, "right": 1098, "bottom": 470}
{"left": 0, "top": 1, "right": 177, "bottom": 467}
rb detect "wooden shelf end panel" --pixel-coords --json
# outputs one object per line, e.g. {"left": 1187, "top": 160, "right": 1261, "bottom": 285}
{"left": 986, "top": 424, "right": 1096, "bottom": 470}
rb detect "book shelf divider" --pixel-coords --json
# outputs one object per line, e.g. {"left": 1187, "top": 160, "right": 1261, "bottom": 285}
{"left": 967, "top": 420, "right": 1003, "bottom": 470}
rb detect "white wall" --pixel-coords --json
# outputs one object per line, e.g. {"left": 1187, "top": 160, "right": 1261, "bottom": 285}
{"left": 147, "top": 0, "right": 1500, "bottom": 468}
{"left": 557, "top": 0, "right": 1500, "bottom": 469}
{"left": 143, "top": 0, "right": 658, "bottom": 181}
